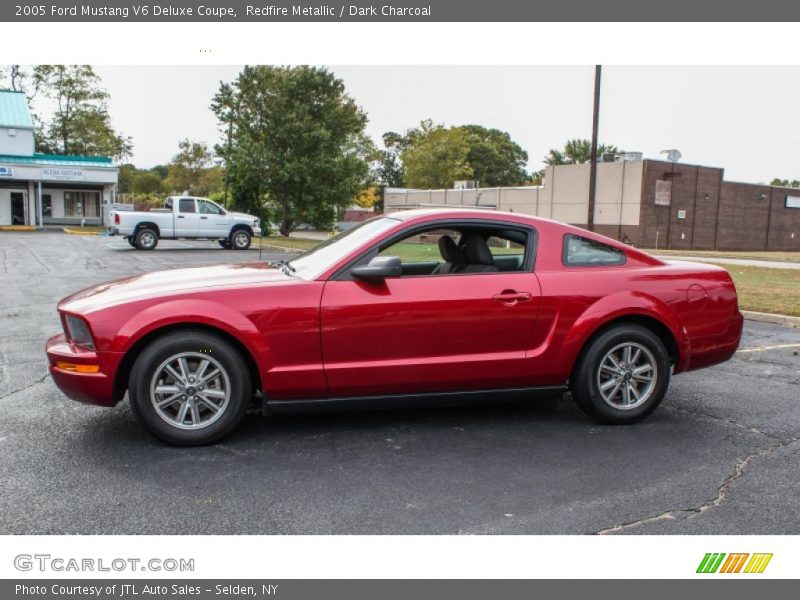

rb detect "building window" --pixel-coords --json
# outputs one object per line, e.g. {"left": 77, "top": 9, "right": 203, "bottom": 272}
{"left": 63, "top": 191, "right": 100, "bottom": 218}
{"left": 42, "top": 194, "right": 52, "bottom": 217}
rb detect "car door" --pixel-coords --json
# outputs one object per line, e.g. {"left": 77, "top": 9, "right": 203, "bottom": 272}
{"left": 319, "top": 225, "right": 541, "bottom": 397}
{"left": 175, "top": 197, "right": 200, "bottom": 237}
{"left": 197, "top": 198, "right": 231, "bottom": 237}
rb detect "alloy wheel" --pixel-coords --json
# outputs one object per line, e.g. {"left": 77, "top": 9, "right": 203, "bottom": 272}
{"left": 149, "top": 352, "right": 231, "bottom": 430}
{"left": 596, "top": 342, "right": 657, "bottom": 410}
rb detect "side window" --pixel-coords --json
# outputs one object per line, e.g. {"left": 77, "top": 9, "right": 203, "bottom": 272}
{"left": 164, "top": 197, "right": 173, "bottom": 211}
{"left": 563, "top": 234, "right": 626, "bottom": 266}
{"left": 198, "top": 199, "right": 223, "bottom": 215}
{"left": 179, "top": 198, "right": 196, "bottom": 213}
{"left": 378, "top": 228, "right": 461, "bottom": 264}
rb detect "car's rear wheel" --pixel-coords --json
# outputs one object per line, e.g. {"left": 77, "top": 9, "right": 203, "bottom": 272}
{"left": 128, "top": 330, "right": 252, "bottom": 445}
{"left": 231, "top": 229, "right": 251, "bottom": 250}
{"left": 134, "top": 228, "right": 158, "bottom": 250}
{"left": 218, "top": 239, "right": 232, "bottom": 249}
{"left": 571, "top": 324, "right": 670, "bottom": 424}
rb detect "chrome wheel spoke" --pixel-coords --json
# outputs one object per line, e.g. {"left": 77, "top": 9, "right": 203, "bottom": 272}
{"left": 150, "top": 352, "right": 231, "bottom": 431}
{"left": 596, "top": 342, "right": 657, "bottom": 411}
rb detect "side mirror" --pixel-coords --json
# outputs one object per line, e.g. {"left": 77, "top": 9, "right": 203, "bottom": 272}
{"left": 351, "top": 256, "right": 402, "bottom": 281}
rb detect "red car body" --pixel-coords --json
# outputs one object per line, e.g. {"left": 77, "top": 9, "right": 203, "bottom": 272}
{"left": 46, "top": 209, "right": 742, "bottom": 419}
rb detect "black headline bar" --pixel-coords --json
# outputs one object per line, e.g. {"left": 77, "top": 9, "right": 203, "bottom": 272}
{"left": 4, "top": 0, "right": 800, "bottom": 22}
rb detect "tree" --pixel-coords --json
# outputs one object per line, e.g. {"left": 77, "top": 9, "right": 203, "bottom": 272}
{"left": 771, "top": 178, "right": 800, "bottom": 189}
{"left": 402, "top": 122, "right": 473, "bottom": 189}
{"left": 33, "top": 65, "right": 132, "bottom": 159}
{"left": 544, "top": 138, "right": 619, "bottom": 165}
{"left": 163, "top": 139, "right": 213, "bottom": 194}
{"left": 132, "top": 171, "right": 163, "bottom": 195}
{"left": 381, "top": 120, "right": 529, "bottom": 189}
{"left": 212, "top": 66, "right": 372, "bottom": 236}
{"left": 459, "top": 125, "right": 529, "bottom": 186}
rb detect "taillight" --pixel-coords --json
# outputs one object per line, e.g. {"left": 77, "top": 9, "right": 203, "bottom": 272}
{"left": 114, "top": 213, "right": 120, "bottom": 225}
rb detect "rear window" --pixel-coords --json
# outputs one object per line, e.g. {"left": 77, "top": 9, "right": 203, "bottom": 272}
{"left": 563, "top": 234, "right": 626, "bottom": 267}
{"left": 179, "top": 198, "right": 196, "bottom": 213}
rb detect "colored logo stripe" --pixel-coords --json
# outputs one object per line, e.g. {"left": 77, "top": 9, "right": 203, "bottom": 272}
{"left": 696, "top": 553, "right": 772, "bottom": 574}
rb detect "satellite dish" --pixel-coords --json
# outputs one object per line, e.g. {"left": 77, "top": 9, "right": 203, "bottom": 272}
{"left": 661, "top": 149, "right": 682, "bottom": 163}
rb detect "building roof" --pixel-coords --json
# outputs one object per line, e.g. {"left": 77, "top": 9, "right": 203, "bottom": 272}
{"left": 0, "top": 90, "right": 34, "bottom": 129}
{"left": 0, "top": 153, "right": 117, "bottom": 169}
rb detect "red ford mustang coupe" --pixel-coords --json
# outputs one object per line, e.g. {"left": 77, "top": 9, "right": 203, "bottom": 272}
{"left": 46, "top": 209, "right": 743, "bottom": 445}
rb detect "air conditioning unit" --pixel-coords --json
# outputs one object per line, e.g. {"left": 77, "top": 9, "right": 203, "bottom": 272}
{"left": 453, "top": 180, "right": 478, "bottom": 190}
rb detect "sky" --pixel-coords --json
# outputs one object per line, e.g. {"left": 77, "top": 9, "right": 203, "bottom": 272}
{"left": 79, "top": 65, "right": 800, "bottom": 184}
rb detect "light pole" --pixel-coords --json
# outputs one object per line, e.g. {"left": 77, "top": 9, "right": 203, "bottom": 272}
{"left": 587, "top": 65, "right": 602, "bottom": 232}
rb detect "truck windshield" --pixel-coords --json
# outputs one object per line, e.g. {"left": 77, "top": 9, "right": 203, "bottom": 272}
{"left": 287, "top": 217, "right": 400, "bottom": 280}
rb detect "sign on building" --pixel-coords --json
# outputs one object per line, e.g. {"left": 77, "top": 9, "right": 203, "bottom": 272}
{"left": 0, "top": 166, "right": 13, "bottom": 177}
{"left": 42, "top": 167, "right": 84, "bottom": 181}
{"left": 655, "top": 180, "right": 672, "bottom": 206}
{"left": 786, "top": 195, "right": 800, "bottom": 209}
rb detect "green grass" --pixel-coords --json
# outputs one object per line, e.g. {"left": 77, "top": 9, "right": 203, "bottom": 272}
{"left": 256, "top": 236, "right": 321, "bottom": 252}
{"left": 716, "top": 263, "right": 800, "bottom": 316}
{"left": 643, "top": 248, "right": 800, "bottom": 263}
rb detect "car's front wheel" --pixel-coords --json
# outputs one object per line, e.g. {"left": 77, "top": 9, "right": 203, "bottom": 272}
{"left": 128, "top": 330, "right": 252, "bottom": 445}
{"left": 571, "top": 324, "right": 670, "bottom": 424}
{"left": 230, "top": 229, "right": 251, "bottom": 250}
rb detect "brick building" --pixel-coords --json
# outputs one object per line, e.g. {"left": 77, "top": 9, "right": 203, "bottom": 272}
{"left": 384, "top": 156, "right": 800, "bottom": 251}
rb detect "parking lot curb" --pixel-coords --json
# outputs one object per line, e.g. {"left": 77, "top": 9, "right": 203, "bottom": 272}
{"left": 742, "top": 310, "right": 800, "bottom": 328}
{"left": 63, "top": 228, "right": 104, "bottom": 235}
{"left": 0, "top": 225, "right": 37, "bottom": 232}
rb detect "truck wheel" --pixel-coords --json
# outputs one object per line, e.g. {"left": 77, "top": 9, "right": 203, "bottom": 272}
{"left": 218, "top": 239, "right": 232, "bottom": 249}
{"left": 134, "top": 228, "right": 159, "bottom": 250}
{"left": 570, "top": 324, "right": 670, "bottom": 424}
{"left": 128, "top": 330, "right": 252, "bottom": 445}
{"left": 231, "top": 230, "right": 251, "bottom": 250}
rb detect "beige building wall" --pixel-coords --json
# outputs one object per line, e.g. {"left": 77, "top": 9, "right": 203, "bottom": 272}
{"left": 384, "top": 160, "right": 644, "bottom": 231}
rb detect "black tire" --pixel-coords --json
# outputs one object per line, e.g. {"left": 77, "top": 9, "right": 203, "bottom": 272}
{"left": 127, "top": 237, "right": 136, "bottom": 247}
{"left": 134, "top": 227, "right": 159, "bottom": 250}
{"left": 570, "top": 324, "right": 670, "bottom": 424}
{"left": 218, "top": 239, "right": 232, "bottom": 249}
{"left": 230, "top": 229, "right": 251, "bottom": 250}
{"left": 128, "top": 330, "right": 252, "bottom": 445}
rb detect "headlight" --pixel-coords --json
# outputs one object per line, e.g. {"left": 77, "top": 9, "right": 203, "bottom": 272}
{"left": 64, "top": 314, "right": 95, "bottom": 350}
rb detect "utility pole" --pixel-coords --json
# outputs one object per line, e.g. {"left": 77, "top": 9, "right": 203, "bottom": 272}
{"left": 587, "top": 65, "right": 602, "bottom": 232}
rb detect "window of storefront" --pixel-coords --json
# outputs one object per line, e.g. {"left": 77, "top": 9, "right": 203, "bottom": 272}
{"left": 63, "top": 191, "right": 101, "bottom": 218}
{"left": 42, "top": 194, "right": 52, "bottom": 217}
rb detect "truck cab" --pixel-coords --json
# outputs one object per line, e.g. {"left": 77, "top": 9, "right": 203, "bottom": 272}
{"left": 109, "top": 196, "right": 261, "bottom": 250}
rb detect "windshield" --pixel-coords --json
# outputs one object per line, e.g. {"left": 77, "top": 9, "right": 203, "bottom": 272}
{"left": 288, "top": 217, "right": 400, "bottom": 280}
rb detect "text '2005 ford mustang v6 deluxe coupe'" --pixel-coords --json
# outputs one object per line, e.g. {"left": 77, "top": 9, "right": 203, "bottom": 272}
{"left": 46, "top": 209, "right": 743, "bottom": 445}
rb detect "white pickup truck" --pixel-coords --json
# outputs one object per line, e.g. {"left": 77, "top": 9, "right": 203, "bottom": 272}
{"left": 108, "top": 196, "right": 261, "bottom": 250}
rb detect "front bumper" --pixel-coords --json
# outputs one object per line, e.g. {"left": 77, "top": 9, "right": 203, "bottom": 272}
{"left": 46, "top": 333, "right": 121, "bottom": 406}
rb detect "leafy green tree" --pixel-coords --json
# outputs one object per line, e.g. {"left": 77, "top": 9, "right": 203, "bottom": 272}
{"left": 33, "top": 65, "right": 131, "bottom": 159}
{"left": 212, "top": 66, "right": 371, "bottom": 235}
{"left": 544, "top": 138, "right": 619, "bottom": 165}
{"left": 459, "top": 125, "right": 529, "bottom": 186}
{"left": 771, "top": 178, "right": 800, "bottom": 189}
{"left": 163, "top": 139, "right": 213, "bottom": 194}
{"left": 132, "top": 171, "right": 163, "bottom": 195}
{"left": 402, "top": 122, "right": 473, "bottom": 189}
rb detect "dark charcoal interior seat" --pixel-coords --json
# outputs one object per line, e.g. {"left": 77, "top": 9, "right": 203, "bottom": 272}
{"left": 460, "top": 233, "right": 499, "bottom": 273}
{"left": 432, "top": 235, "right": 466, "bottom": 274}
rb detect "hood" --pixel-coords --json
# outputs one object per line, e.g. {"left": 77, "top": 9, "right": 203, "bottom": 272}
{"left": 59, "top": 262, "right": 293, "bottom": 314}
{"left": 229, "top": 212, "right": 258, "bottom": 221}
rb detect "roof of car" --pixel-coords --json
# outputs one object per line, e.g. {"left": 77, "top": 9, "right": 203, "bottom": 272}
{"left": 386, "top": 207, "right": 543, "bottom": 221}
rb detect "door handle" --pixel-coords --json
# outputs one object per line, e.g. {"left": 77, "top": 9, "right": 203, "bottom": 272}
{"left": 177, "top": 215, "right": 185, "bottom": 218}
{"left": 200, "top": 216, "right": 208, "bottom": 219}
{"left": 492, "top": 290, "right": 532, "bottom": 305}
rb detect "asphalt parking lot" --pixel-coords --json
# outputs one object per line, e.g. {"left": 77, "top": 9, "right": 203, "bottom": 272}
{"left": 1, "top": 231, "right": 799, "bottom": 534}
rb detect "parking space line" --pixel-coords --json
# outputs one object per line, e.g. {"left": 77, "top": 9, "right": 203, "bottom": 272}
{"left": 737, "top": 343, "right": 800, "bottom": 353}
